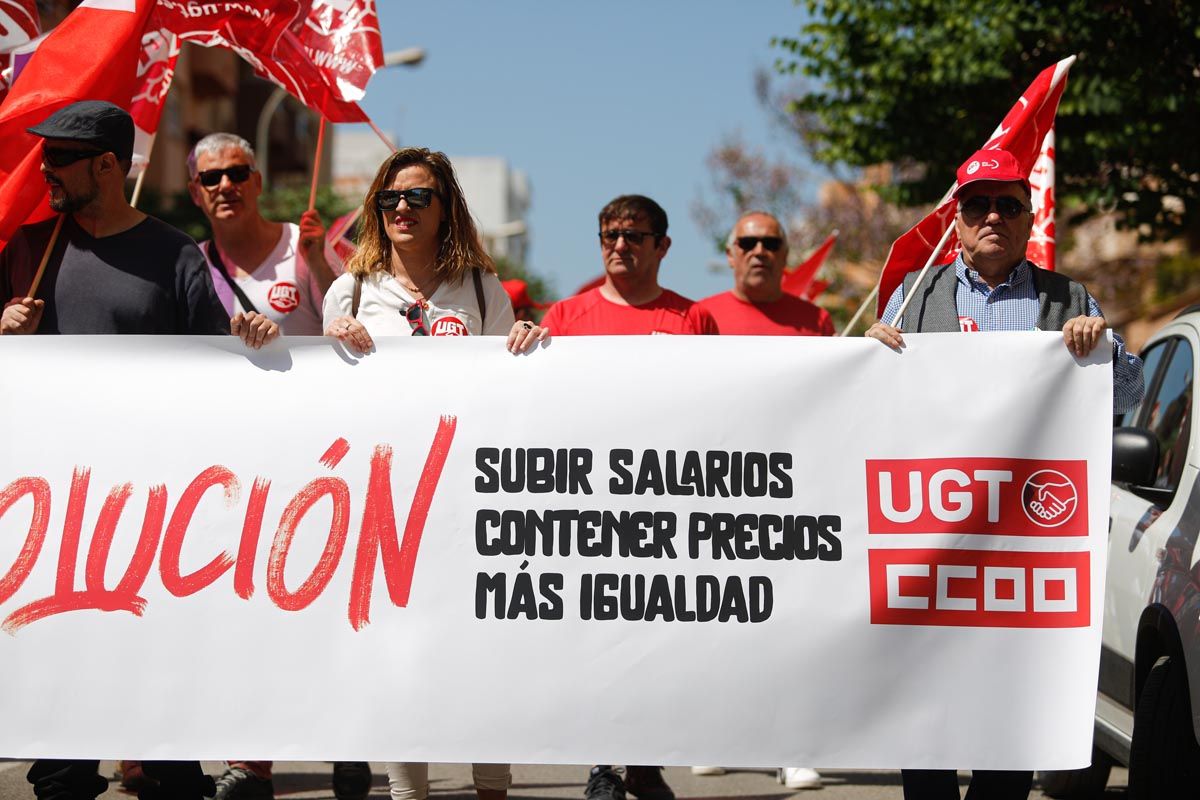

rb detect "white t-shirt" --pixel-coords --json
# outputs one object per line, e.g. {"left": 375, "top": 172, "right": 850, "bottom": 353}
{"left": 202, "top": 223, "right": 341, "bottom": 336}
{"left": 323, "top": 268, "right": 515, "bottom": 337}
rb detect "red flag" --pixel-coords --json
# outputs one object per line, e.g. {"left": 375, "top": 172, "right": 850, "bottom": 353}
{"left": 875, "top": 56, "right": 1075, "bottom": 317}
{"left": 573, "top": 274, "right": 606, "bottom": 296}
{"left": 129, "top": 28, "right": 179, "bottom": 176}
{"left": 1027, "top": 128, "right": 1056, "bottom": 271}
{"left": 804, "top": 278, "right": 830, "bottom": 301}
{"left": 327, "top": 208, "right": 360, "bottom": 262}
{"left": 293, "top": 0, "right": 384, "bottom": 103}
{"left": 0, "top": 0, "right": 40, "bottom": 104}
{"left": 781, "top": 231, "right": 837, "bottom": 298}
{"left": 0, "top": 0, "right": 157, "bottom": 253}
{"left": 154, "top": 1, "right": 370, "bottom": 123}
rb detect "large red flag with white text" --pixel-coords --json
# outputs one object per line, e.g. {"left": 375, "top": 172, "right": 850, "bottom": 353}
{"left": 1027, "top": 128, "right": 1056, "bottom": 271}
{"left": 875, "top": 56, "right": 1074, "bottom": 317}
{"left": 152, "top": 0, "right": 373, "bottom": 123}
{"left": 0, "top": 0, "right": 156, "bottom": 254}
{"left": 292, "top": 0, "right": 384, "bottom": 103}
{"left": 782, "top": 231, "right": 837, "bottom": 299}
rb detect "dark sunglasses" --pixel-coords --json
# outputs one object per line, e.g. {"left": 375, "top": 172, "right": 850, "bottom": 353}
{"left": 404, "top": 303, "right": 428, "bottom": 336}
{"left": 376, "top": 188, "right": 437, "bottom": 211}
{"left": 598, "top": 229, "right": 659, "bottom": 246}
{"left": 196, "top": 165, "right": 254, "bottom": 187}
{"left": 735, "top": 236, "right": 784, "bottom": 253}
{"left": 42, "top": 146, "right": 106, "bottom": 168}
{"left": 959, "top": 195, "right": 1029, "bottom": 223}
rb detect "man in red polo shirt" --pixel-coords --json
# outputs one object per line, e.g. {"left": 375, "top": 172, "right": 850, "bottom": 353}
{"left": 543, "top": 195, "right": 712, "bottom": 800}
{"left": 698, "top": 211, "right": 833, "bottom": 338}
{"left": 542, "top": 194, "right": 718, "bottom": 336}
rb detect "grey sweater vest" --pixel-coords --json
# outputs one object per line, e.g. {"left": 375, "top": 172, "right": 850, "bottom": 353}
{"left": 899, "top": 262, "right": 1089, "bottom": 333}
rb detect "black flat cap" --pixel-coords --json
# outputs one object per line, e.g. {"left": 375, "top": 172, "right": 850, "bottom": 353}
{"left": 27, "top": 100, "right": 134, "bottom": 163}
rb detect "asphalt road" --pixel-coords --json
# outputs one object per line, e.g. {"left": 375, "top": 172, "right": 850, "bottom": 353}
{"left": 0, "top": 761, "right": 1130, "bottom": 799}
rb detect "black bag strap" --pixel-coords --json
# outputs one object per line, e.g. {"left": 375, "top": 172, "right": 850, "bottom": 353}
{"left": 205, "top": 241, "right": 259, "bottom": 315}
{"left": 352, "top": 274, "right": 363, "bottom": 317}
{"left": 472, "top": 268, "right": 487, "bottom": 328}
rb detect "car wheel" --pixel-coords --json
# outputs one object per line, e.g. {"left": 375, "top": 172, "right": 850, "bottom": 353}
{"left": 1129, "top": 654, "right": 1200, "bottom": 800}
{"left": 1036, "top": 746, "right": 1112, "bottom": 799}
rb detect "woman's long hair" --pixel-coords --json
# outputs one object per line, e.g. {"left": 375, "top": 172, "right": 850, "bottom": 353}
{"left": 347, "top": 147, "right": 495, "bottom": 282}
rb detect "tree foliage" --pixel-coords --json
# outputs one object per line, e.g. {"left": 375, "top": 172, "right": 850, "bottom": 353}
{"left": 774, "top": 0, "right": 1200, "bottom": 244}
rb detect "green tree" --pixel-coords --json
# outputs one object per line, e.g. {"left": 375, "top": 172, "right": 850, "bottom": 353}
{"left": 774, "top": 0, "right": 1200, "bottom": 245}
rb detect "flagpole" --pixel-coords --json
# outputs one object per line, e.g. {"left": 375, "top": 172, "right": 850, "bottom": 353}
{"left": 890, "top": 223, "right": 957, "bottom": 326}
{"left": 839, "top": 285, "right": 878, "bottom": 337}
{"left": 329, "top": 207, "right": 363, "bottom": 241}
{"left": 130, "top": 131, "right": 157, "bottom": 209}
{"left": 367, "top": 119, "right": 397, "bottom": 152}
{"left": 308, "top": 116, "right": 327, "bottom": 212}
{"left": 27, "top": 215, "right": 65, "bottom": 298}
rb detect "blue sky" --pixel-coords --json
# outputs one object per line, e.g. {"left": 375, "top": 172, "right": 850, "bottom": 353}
{"left": 353, "top": 1, "right": 808, "bottom": 302}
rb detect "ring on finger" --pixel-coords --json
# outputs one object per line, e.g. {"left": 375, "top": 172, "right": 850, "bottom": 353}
{"left": 521, "top": 321, "right": 533, "bottom": 330}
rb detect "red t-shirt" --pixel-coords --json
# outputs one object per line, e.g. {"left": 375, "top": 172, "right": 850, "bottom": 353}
{"left": 696, "top": 291, "right": 834, "bottom": 336}
{"left": 542, "top": 287, "right": 719, "bottom": 335}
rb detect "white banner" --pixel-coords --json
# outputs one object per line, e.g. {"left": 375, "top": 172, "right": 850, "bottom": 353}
{"left": 0, "top": 333, "right": 1112, "bottom": 768}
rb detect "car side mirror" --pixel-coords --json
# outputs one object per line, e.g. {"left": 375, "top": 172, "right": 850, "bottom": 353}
{"left": 1112, "top": 427, "right": 1158, "bottom": 486}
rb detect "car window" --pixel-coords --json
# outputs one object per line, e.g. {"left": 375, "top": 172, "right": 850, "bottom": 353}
{"left": 1144, "top": 338, "right": 1193, "bottom": 495}
{"left": 1118, "top": 340, "right": 1169, "bottom": 428}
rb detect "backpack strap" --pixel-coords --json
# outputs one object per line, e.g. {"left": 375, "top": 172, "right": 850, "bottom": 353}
{"left": 351, "top": 274, "right": 364, "bottom": 318}
{"left": 472, "top": 268, "right": 487, "bottom": 328}
{"left": 205, "top": 241, "right": 260, "bottom": 315}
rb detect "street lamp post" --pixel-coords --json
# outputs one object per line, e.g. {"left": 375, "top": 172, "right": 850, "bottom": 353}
{"left": 254, "top": 47, "right": 426, "bottom": 185}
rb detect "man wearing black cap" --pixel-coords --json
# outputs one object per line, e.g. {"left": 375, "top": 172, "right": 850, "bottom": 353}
{"left": 0, "top": 100, "right": 252, "bottom": 800}
{"left": 0, "top": 99, "right": 275, "bottom": 347}
{"left": 866, "top": 150, "right": 1143, "bottom": 799}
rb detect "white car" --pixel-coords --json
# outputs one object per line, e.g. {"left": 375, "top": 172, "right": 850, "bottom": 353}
{"left": 1040, "top": 311, "right": 1200, "bottom": 798}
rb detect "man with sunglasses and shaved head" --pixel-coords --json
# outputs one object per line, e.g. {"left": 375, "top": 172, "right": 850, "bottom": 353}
{"left": 697, "top": 211, "right": 834, "bottom": 339}
{"left": 188, "top": 132, "right": 340, "bottom": 342}
{"left": 0, "top": 100, "right": 231, "bottom": 340}
{"left": 867, "top": 152, "right": 1143, "bottom": 800}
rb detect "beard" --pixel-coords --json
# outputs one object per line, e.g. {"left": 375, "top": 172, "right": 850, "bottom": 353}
{"left": 48, "top": 174, "right": 99, "bottom": 214}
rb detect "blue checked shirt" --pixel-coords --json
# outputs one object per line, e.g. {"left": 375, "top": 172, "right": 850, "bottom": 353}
{"left": 880, "top": 256, "right": 1145, "bottom": 413}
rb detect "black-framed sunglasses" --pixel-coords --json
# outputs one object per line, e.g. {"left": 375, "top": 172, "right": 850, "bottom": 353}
{"left": 42, "top": 146, "right": 106, "bottom": 168}
{"left": 404, "top": 303, "right": 428, "bottom": 336}
{"left": 735, "top": 236, "right": 784, "bottom": 253}
{"left": 598, "top": 229, "right": 659, "bottom": 246}
{"left": 196, "top": 165, "right": 254, "bottom": 187}
{"left": 376, "top": 188, "right": 437, "bottom": 211}
{"left": 959, "top": 195, "right": 1029, "bottom": 223}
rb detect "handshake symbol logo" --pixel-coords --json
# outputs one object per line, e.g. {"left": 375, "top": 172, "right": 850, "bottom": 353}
{"left": 1021, "top": 470, "right": 1079, "bottom": 528}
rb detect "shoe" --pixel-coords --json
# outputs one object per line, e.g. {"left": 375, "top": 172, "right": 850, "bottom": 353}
{"left": 213, "top": 767, "right": 275, "bottom": 800}
{"left": 690, "top": 767, "right": 726, "bottom": 776}
{"left": 625, "top": 766, "right": 674, "bottom": 800}
{"left": 118, "top": 761, "right": 153, "bottom": 793}
{"left": 332, "top": 761, "right": 372, "bottom": 800}
{"left": 777, "top": 767, "right": 822, "bottom": 790}
{"left": 585, "top": 766, "right": 626, "bottom": 800}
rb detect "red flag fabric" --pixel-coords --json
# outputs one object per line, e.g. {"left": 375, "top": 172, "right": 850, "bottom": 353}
{"left": 153, "top": 0, "right": 369, "bottom": 123}
{"left": 327, "top": 208, "right": 360, "bottom": 262}
{"left": 875, "top": 56, "right": 1075, "bottom": 317}
{"left": 293, "top": 0, "right": 383, "bottom": 102}
{"left": 0, "top": 0, "right": 40, "bottom": 104}
{"left": 573, "top": 274, "right": 606, "bottom": 296}
{"left": 781, "top": 231, "right": 837, "bottom": 299}
{"left": 1027, "top": 128, "right": 1056, "bottom": 271}
{"left": 129, "top": 28, "right": 179, "bottom": 176}
{"left": 803, "top": 278, "right": 830, "bottom": 301}
{"left": 0, "top": 0, "right": 157, "bottom": 253}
